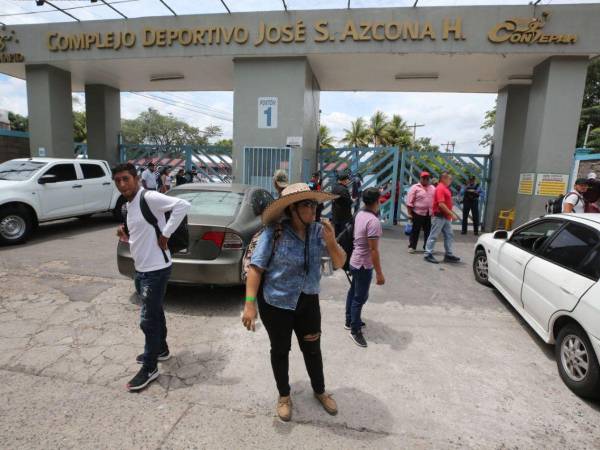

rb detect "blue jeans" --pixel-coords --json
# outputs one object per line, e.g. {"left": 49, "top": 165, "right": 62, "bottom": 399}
{"left": 345, "top": 266, "right": 373, "bottom": 334}
{"left": 425, "top": 216, "right": 454, "bottom": 257}
{"left": 134, "top": 266, "right": 172, "bottom": 370}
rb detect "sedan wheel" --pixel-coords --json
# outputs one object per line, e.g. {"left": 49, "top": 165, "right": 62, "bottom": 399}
{"left": 561, "top": 334, "right": 589, "bottom": 382}
{"left": 473, "top": 248, "right": 491, "bottom": 286}
{"left": 555, "top": 323, "right": 600, "bottom": 400}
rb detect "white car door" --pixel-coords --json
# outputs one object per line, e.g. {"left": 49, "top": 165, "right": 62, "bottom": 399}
{"left": 78, "top": 162, "right": 113, "bottom": 213}
{"left": 36, "top": 163, "right": 84, "bottom": 219}
{"left": 495, "top": 219, "right": 565, "bottom": 307}
{"left": 522, "top": 222, "right": 599, "bottom": 332}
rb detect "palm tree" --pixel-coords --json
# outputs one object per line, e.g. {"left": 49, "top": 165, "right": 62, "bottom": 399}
{"left": 386, "top": 114, "right": 412, "bottom": 148}
{"left": 318, "top": 124, "right": 335, "bottom": 149}
{"left": 369, "top": 111, "right": 389, "bottom": 146}
{"left": 341, "top": 118, "right": 370, "bottom": 147}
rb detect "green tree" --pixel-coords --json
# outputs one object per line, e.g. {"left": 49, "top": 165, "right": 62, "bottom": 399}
{"left": 213, "top": 138, "right": 233, "bottom": 155}
{"left": 341, "top": 117, "right": 369, "bottom": 147}
{"left": 386, "top": 114, "right": 412, "bottom": 148}
{"left": 368, "top": 111, "right": 389, "bottom": 146}
{"left": 479, "top": 104, "right": 496, "bottom": 148}
{"left": 414, "top": 137, "right": 439, "bottom": 152}
{"left": 8, "top": 112, "right": 28, "bottom": 132}
{"left": 73, "top": 111, "right": 87, "bottom": 143}
{"left": 119, "top": 108, "right": 222, "bottom": 147}
{"left": 318, "top": 124, "right": 335, "bottom": 149}
{"left": 583, "top": 58, "right": 600, "bottom": 109}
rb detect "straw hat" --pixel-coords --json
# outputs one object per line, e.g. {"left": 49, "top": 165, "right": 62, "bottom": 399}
{"left": 262, "top": 183, "right": 338, "bottom": 224}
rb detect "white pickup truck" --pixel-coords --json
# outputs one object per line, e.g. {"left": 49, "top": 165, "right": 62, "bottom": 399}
{"left": 0, "top": 157, "right": 124, "bottom": 245}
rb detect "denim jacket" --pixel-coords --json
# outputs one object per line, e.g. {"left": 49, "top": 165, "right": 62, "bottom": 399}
{"left": 251, "top": 220, "right": 327, "bottom": 310}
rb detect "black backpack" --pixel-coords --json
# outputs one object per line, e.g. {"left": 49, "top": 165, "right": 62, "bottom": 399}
{"left": 123, "top": 190, "right": 189, "bottom": 263}
{"left": 336, "top": 209, "right": 378, "bottom": 274}
{"left": 545, "top": 191, "right": 580, "bottom": 214}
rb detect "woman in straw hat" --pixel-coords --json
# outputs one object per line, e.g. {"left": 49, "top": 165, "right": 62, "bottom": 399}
{"left": 242, "top": 183, "right": 347, "bottom": 422}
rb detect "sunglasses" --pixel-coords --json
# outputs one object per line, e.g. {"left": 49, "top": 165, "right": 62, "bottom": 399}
{"left": 297, "top": 200, "right": 318, "bottom": 209}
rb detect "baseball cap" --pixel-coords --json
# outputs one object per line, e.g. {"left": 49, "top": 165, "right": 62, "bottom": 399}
{"left": 587, "top": 172, "right": 597, "bottom": 180}
{"left": 420, "top": 171, "right": 431, "bottom": 178}
{"left": 273, "top": 169, "right": 289, "bottom": 189}
{"left": 575, "top": 177, "right": 589, "bottom": 185}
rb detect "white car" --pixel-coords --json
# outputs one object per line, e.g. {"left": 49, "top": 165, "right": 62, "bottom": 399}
{"left": 0, "top": 158, "right": 124, "bottom": 245}
{"left": 473, "top": 214, "right": 600, "bottom": 400}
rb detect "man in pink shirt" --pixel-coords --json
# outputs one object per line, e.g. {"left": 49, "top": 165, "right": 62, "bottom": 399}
{"left": 406, "top": 171, "right": 435, "bottom": 253}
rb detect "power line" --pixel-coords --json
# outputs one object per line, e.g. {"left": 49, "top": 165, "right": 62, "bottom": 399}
{"left": 157, "top": 0, "right": 176, "bottom": 16}
{"left": 39, "top": 1, "right": 80, "bottom": 22}
{"left": 129, "top": 92, "right": 233, "bottom": 122}
{"left": 160, "top": 92, "right": 233, "bottom": 116}
{"left": 148, "top": 93, "right": 233, "bottom": 121}
{"left": 98, "top": 0, "right": 128, "bottom": 20}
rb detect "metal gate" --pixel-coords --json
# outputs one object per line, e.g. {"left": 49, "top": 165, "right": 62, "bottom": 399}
{"left": 120, "top": 144, "right": 232, "bottom": 183}
{"left": 398, "top": 151, "right": 491, "bottom": 227}
{"left": 243, "top": 146, "right": 295, "bottom": 195}
{"left": 319, "top": 146, "right": 399, "bottom": 228}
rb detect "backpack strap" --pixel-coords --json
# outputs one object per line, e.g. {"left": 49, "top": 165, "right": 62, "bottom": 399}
{"left": 140, "top": 190, "right": 169, "bottom": 263}
{"left": 265, "top": 223, "right": 283, "bottom": 268}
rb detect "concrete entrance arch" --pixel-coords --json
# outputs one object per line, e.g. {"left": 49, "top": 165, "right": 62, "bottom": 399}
{"left": 1, "top": 4, "right": 599, "bottom": 224}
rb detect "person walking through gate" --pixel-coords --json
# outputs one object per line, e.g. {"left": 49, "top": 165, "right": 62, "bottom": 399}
{"left": 345, "top": 188, "right": 385, "bottom": 348}
{"left": 241, "top": 183, "right": 346, "bottom": 422}
{"left": 113, "top": 163, "right": 191, "bottom": 391}
{"left": 460, "top": 176, "right": 482, "bottom": 235}
{"left": 141, "top": 162, "right": 158, "bottom": 191}
{"left": 406, "top": 171, "right": 435, "bottom": 253}
{"left": 308, "top": 171, "right": 324, "bottom": 221}
{"left": 331, "top": 169, "right": 353, "bottom": 236}
{"left": 424, "top": 172, "right": 460, "bottom": 264}
{"left": 562, "top": 178, "right": 589, "bottom": 213}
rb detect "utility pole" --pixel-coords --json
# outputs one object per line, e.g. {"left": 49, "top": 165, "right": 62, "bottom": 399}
{"left": 441, "top": 141, "right": 456, "bottom": 153}
{"left": 409, "top": 122, "right": 425, "bottom": 146}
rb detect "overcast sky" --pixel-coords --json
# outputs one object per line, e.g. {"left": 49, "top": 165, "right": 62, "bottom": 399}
{"left": 1, "top": 0, "right": 597, "bottom": 151}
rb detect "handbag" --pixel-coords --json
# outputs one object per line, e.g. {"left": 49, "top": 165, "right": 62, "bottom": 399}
{"left": 404, "top": 222, "right": 413, "bottom": 236}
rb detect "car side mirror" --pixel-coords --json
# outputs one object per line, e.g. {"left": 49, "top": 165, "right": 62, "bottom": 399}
{"left": 493, "top": 230, "right": 508, "bottom": 240}
{"left": 38, "top": 174, "right": 57, "bottom": 184}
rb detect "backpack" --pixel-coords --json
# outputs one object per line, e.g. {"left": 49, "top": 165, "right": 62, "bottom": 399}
{"left": 123, "top": 190, "right": 189, "bottom": 263}
{"left": 336, "top": 209, "right": 378, "bottom": 273}
{"left": 241, "top": 223, "right": 283, "bottom": 282}
{"left": 545, "top": 191, "right": 580, "bottom": 214}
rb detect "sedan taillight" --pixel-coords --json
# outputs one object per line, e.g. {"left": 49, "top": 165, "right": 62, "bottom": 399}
{"left": 201, "top": 231, "right": 243, "bottom": 250}
{"left": 223, "top": 232, "right": 243, "bottom": 250}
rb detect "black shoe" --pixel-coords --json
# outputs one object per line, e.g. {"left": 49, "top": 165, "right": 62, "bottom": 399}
{"left": 127, "top": 367, "right": 159, "bottom": 392}
{"left": 460, "top": 231, "right": 467, "bottom": 235}
{"left": 444, "top": 254, "right": 461, "bottom": 263}
{"left": 424, "top": 254, "right": 439, "bottom": 264}
{"left": 344, "top": 321, "right": 366, "bottom": 330}
{"left": 474, "top": 232, "right": 479, "bottom": 236}
{"left": 349, "top": 331, "right": 368, "bottom": 348}
{"left": 136, "top": 349, "right": 171, "bottom": 365}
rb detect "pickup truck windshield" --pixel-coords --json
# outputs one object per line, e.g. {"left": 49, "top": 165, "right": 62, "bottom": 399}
{"left": 0, "top": 160, "right": 48, "bottom": 181}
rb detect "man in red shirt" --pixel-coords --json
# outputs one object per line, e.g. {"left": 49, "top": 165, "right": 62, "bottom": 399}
{"left": 424, "top": 172, "right": 460, "bottom": 264}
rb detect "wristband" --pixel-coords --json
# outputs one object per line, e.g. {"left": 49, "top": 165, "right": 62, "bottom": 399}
{"left": 245, "top": 296, "right": 256, "bottom": 302}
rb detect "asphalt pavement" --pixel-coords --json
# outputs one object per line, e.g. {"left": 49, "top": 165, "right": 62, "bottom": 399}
{"left": 1, "top": 214, "right": 599, "bottom": 449}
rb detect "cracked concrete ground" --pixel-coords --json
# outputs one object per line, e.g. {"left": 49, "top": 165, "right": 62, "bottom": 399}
{"left": 1, "top": 214, "right": 600, "bottom": 449}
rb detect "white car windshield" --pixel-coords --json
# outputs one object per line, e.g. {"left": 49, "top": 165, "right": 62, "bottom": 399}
{"left": 0, "top": 160, "right": 48, "bottom": 181}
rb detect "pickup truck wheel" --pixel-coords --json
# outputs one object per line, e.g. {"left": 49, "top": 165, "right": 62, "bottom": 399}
{"left": 112, "top": 195, "right": 126, "bottom": 222}
{"left": 556, "top": 323, "right": 600, "bottom": 400}
{"left": 0, "top": 206, "right": 33, "bottom": 245}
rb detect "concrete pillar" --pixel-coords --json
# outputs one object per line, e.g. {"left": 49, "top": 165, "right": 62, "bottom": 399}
{"left": 485, "top": 85, "right": 530, "bottom": 230}
{"left": 25, "top": 64, "right": 73, "bottom": 158}
{"left": 85, "top": 84, "right": 121, "bottom": 167}
{"left": 514, "top": 56, "right": 589, "bottom": 225}
{"left": 232, "top": 57, "right": 320, "bottom": 184}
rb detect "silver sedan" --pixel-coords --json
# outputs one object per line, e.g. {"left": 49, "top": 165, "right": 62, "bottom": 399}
{"left": 117, "top": 184, "right": 273, "bottom": 286}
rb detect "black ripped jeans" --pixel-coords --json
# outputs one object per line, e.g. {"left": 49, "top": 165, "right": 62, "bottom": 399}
{"left": 258, "top": 292, "right": 325, "bottom": 397}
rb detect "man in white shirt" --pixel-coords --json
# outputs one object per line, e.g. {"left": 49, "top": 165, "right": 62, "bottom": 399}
{"left": 113, "top": 163, "right": 191, "bottom": 391}
{"left": 141, "top": 162, "right": 158, "bottom": 190}
{"left": 562, "top": 178, "right": 589, "bottom": 214}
